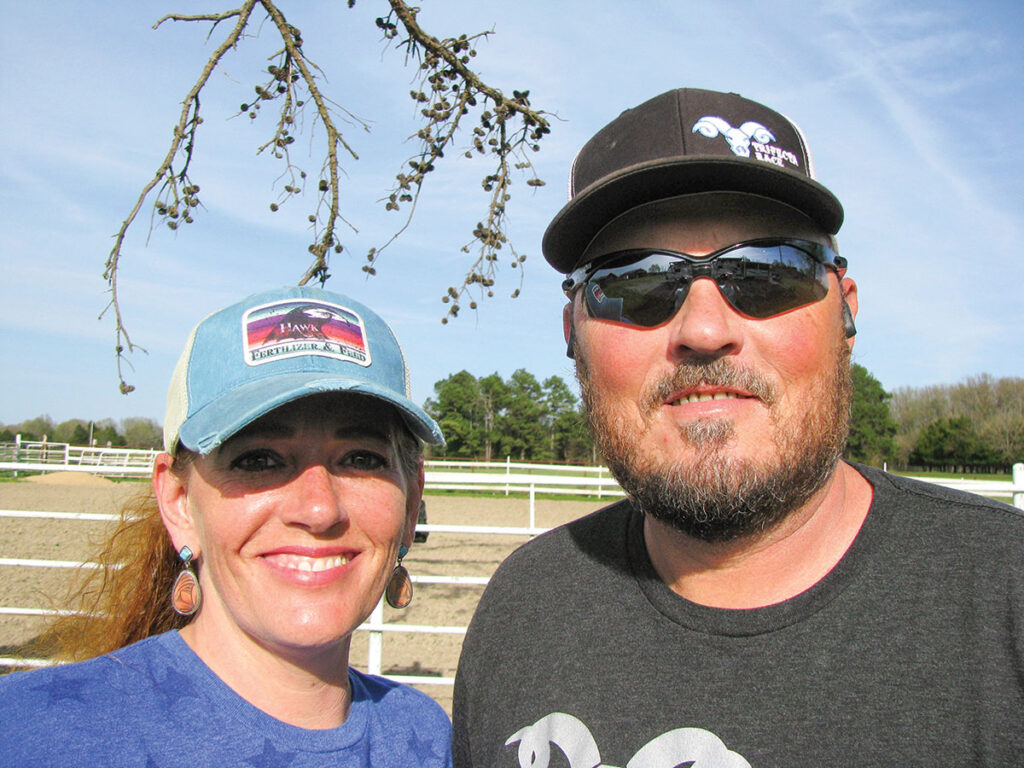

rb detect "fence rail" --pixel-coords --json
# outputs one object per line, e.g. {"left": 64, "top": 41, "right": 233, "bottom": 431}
{"left": 2, "top": 450, "right": 1022, "bottom": 688}
{"left": 0, "top": 515, "right": 529, "bottom": 686}
{"left": 3, "top": 442, "right": 1022, "bottom": 506}
{"left": 0, "top": 440, "right": 159, "bottom": 478}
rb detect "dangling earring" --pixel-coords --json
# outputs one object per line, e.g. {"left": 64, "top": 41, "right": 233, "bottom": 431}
{"left": 171, "top": 545, "right": 202, "bottom": 616}
{"left": 385, "top": 544, "right": 413, "bottom": 609}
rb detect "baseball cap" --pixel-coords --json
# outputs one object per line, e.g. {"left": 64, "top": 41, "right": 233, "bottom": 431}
{"left": 163, "top": 286, "right": 445, "bottom": 454}
{"left": 542, "top": 87, "right": 844, "bottom": 273}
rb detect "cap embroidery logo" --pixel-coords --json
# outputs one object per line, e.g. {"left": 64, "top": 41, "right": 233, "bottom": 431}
{"left": 692, "top": 116, "right": 800, "bottom": 169}
{"left": 242, "top": 299, "right": 372, "bottom": 367}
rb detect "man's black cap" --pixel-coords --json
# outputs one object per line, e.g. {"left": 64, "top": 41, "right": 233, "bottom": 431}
{"left": 542, "top": 87, "right": 844, "bottom": 273}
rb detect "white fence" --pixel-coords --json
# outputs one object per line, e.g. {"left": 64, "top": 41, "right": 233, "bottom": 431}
{"left": 0, "top": 507, "right": 540, "bottom": 687}
{"left": 0, "top": 452, "right": 623, "bottom": 687}
{"left": 0, "top": 442, "right": 627, "bottom": 495}
{"left": 2, "top": 450, "right": 1023, "bottom": 688}
{"left": 0, "top": 440, "right": 159, "bottom": 477}
{"left": 3, "top": 441, "right": 1022, "bottom": 507}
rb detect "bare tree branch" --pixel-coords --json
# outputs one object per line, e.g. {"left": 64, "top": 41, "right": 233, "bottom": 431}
{"left": 105, "top": 0, "right": 551, "bottom": 394}
{"left": 374, "top": 1, "right": 550, "bottom": 323}
{"left": 104, "top": 1, "right": 260, "bottom": 393}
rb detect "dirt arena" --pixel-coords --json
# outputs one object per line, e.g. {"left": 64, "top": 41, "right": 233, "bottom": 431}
{"left": 0, "top": 473, "right": 601, "bottom": 714}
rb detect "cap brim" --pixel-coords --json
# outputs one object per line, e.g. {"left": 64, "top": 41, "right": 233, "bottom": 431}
{"left": 176, "top": 372, "right": 445, "bottom": 454}
{"left": 542, "top": 156, "right": 844, "bottom": 273}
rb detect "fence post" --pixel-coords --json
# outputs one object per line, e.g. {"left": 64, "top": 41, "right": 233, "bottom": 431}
{"left": 1014, "top": 463, "right": 1024, "bottom": 511}
{"left": 529, "top": 484, "right": 536, "bottom": 531}
{"left": 505, "top": 456, "right": 511, "bottom": 496}
{"left": 367, "top": 600, "right": 384, "bottom": 676}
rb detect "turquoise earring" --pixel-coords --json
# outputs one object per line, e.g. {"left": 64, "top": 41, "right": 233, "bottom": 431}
{"left": 385, "top": 544, "right": 413, "bottom": 608}
{"left": 171, "top": 546, "right": 202, "bottom": 616}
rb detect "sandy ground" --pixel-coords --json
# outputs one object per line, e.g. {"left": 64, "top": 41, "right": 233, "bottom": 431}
{"left": 0, "top": 472, "right": 603, "bottom": 714}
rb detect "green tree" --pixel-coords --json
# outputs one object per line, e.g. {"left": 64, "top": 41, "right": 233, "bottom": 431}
{"left": 499, "top": 369, "right": 547, "bottom": 461}
{"left": 476, "top": 374, "right": 509, "bottom": 461}
{"left": 845, "top": 364, "right": 897, "bottom": 466}
{"left": 12, "top": 415, "right": 57, "bottom": 442}
{"left": 890, "top": 375, "right": 1024, "bottom": 468}
{"left": 92, "top": 419, "right": 127, "bottom": 448}
{"left": 909, "top": 416, "right": 1000, "bottom": 472}
{"left": 425, "top": 370, "right": 485, "bottom": 457}
{"left": 121, "top": 417, "right": 164, "bottom": 449}
{"left": 69, "top": 424, "right": 91, "bottom": 445}
{"left": 979, "top": 377, "right": 1024, "bottom": 465}
{"left": 425, "top": 369, "right": 599, "bottom": 463}
{"left": 890, "top": 383, "right": 950, "bottom": 464}
{"left": 542, "top": 375, "right": 592, "bottom": 463}
{"left": 54, "top": 418, "right": 88, "bottom": 443}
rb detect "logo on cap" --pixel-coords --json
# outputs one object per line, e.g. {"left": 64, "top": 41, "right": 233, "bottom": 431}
{"left": 243, "top": 299, "right": 372, "bottom": 367}
{"left": 692, "top": 116, "right": 800, "bottom": 169}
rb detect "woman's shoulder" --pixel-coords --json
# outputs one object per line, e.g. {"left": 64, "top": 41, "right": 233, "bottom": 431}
{"left": 0, "top": 632, "right": 170, "bottom": 696}
{"left": 4, "top": 632, "right": 185, "bottom": 703}
{"left": 348, "top": 669, "right": 453, "bottom": 765}
{"left": 0, "top": 633, "right": 185, "bottom": 764}
{"left": 350, "top": 668, "right": 449, "bottom": 721}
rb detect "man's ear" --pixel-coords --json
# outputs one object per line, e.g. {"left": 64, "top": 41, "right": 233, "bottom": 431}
{"left": 403, "top": 460, "right": 426, "bottom": 549}
{"left": 563, "top": 302, "right": 576, "bottom": 360}
{"left": 841, "top": 277, "right": 858, "bottom": 346}
{"left": 153, "top": 453, "right": 196, "bottom": 555}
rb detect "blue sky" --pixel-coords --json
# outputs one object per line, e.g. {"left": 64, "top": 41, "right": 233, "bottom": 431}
{"left": 2, "top": 0, "right": 1021, "bottom": 429}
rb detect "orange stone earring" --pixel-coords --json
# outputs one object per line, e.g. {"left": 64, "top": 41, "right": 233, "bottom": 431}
{"left": 171, "top": 546, "right": 202, "bottom": 616}
{"left": 385, "top": 544, "right": 413, "bottom": 609}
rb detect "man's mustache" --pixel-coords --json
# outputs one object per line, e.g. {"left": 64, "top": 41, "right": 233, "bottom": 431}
{"left": 642, "top": 358, "right": 777, "bottom": 413}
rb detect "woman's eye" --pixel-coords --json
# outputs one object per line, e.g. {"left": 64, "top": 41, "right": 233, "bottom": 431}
{"left": 342, "top": 450, "right": 387, "bottom": 471}
{"left": 230, "top": 450, "right": 283, "bottom": 472}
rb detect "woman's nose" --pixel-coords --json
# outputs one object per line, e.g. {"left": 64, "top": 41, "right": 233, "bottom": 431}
{"left": 282, "top": 464, "right": 347, "bottom": 533}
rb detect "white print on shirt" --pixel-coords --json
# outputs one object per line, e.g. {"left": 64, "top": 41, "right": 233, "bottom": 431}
{"left": 505, "top": 712, "right": 750, "bottom": 767}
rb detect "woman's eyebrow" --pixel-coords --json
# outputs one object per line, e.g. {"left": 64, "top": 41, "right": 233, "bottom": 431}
{"left": 333, "top": 425, "right": 392, "bottom": 443}
{"left": 228, "top": 421, "right": 294, "bottom": 441}
{"left": 222, "top": 420, "right": 393, "bottom": 445}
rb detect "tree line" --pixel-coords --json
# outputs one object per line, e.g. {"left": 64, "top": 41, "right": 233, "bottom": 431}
{"left": 426, "top": 367, "right": 1024, "bottom": 472}
{"left": 4, "top": 369, "right": 1022, "bottom": 472}
{"left": 0, "top": 416, "right": 163, "bottom": 450}
{"left": 843, "top": 369, "right": 1023, "bottom": 473}
{"left": 424, "top": 370, "right": 595, "bottom": 464}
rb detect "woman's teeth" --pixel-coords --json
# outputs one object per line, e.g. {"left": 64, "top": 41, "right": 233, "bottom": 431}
{"left": 269, "top": 554, "right": 350, "bottom": 572}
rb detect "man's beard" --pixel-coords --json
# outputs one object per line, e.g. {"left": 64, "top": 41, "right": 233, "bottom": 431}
{"left": 576, "top": 337, "right": 853, "bottom": 544}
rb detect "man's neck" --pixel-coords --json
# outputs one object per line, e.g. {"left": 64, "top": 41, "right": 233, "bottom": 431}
{"left": 642, "top": 461, "right": 873, "bottom": 609}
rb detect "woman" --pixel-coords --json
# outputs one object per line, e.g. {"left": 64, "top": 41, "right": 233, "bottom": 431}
{"left": 0, "top": 286, "right": 451, "bottom": 766}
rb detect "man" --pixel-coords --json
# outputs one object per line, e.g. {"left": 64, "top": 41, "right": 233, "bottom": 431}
{"left": 453, "top": 88, "right": 1024, "bottom": 766}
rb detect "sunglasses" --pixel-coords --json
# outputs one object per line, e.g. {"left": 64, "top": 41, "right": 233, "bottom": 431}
{"left": 562, "top": 238, "right": 846, "bottom": 327}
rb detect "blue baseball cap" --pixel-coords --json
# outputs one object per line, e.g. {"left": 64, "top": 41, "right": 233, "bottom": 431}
{"left": 163, "top": 286, "right": 445, "bottom": 454}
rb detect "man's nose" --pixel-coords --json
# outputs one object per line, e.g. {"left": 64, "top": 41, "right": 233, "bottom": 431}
{"left": 665, "top": 277, "right": 744, "bottom": 360}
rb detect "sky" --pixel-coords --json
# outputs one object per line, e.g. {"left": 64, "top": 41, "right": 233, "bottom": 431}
{"left": 1, "top": 0, "right": 1022, "bottom": 430}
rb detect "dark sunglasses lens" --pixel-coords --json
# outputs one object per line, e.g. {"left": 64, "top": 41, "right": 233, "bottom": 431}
{"left": 584, "top": 243, "right": 831, "bottom": 326}
{"left": 584, "top": 253, "right": 682, "bottom": 326}
{"left": 719, "top": 245, "right": 829, "bottom": 318}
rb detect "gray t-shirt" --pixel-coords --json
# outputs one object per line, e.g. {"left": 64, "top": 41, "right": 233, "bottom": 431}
{"left": 453, "top": 464, "right": 1024, "bottom": 767}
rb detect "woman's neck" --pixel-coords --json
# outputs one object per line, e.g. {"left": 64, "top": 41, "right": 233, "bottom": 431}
{"left": 179, "top": 619, "right": 353, "bottom": 730}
